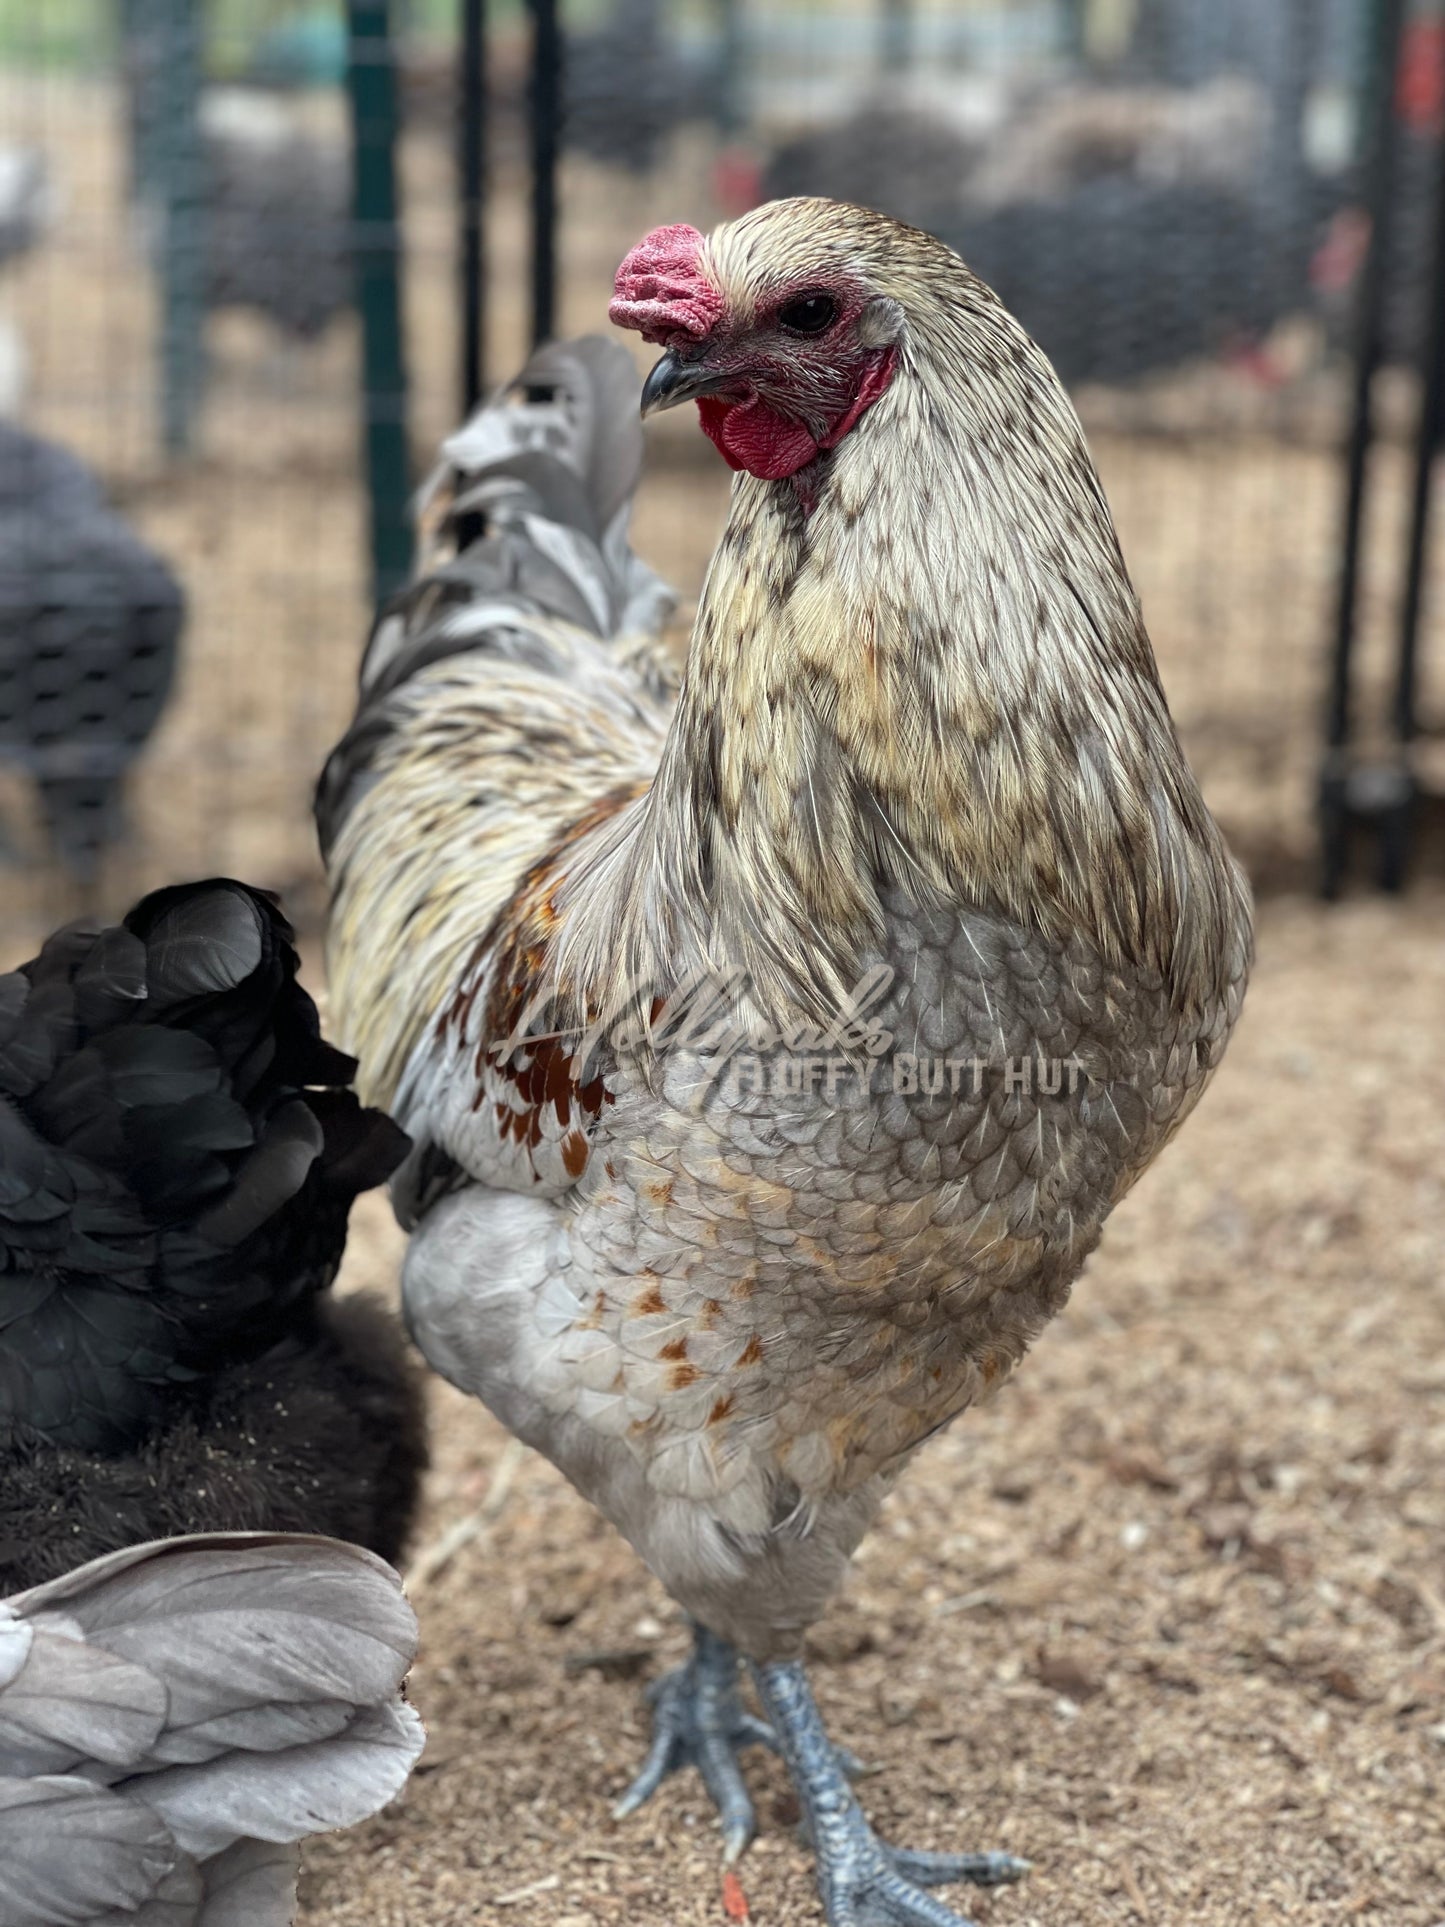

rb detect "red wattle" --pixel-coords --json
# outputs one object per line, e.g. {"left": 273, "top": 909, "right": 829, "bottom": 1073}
{"left": 697, "top": 396, "right": 820, "bottom": 479}
{"left": 695, "top": 348, "right": 898, "bottom": 482}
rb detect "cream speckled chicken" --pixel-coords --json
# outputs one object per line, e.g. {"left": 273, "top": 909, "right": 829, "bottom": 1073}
{"left": 318, "top": 200, "right": 1252, "bottom": 1927}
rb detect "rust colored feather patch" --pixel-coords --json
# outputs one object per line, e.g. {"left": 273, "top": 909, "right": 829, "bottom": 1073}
{"left": 447, "top": 782, "right": 649, "bottom": 1187}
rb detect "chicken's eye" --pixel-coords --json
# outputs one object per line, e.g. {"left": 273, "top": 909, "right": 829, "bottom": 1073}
{"left": 777, "top": 293, "right": 838, "bottom": 335}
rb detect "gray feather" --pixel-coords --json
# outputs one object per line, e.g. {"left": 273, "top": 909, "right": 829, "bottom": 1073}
{"left": 137, "top": 1699, "right": 425, "bottom": 1859}
{"left": 0, "top": 1607, "right": 32, "bottom": 1690}
{"left": 0, "top": 1534, "right": 424, "bottom": 1925}
{"left": 90, "top": 1863, "right": 209, "bottom": 1927}
{"left": 0, "top": 1775, "right": 186, "bottom": 1927}
{"left": 194, "top": 1840, "right": 299, "bottom": 1926}
{"left": 0, "top": 1624, "right": 165, "bottom": 1775}
{"left": 437, "top": 334, "right": 645, "bottom": 536}
{"left": 316, "top": 336, "right": 676, "bottom": 861}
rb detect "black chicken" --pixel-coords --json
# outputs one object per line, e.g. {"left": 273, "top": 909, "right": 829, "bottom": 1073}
{"left": 0, "top": 878, "right": 426, "bottom": 1592}
{"left": 201, "top": 91, "right": 352, "bottom": 343}
{"left": 0, "top": 421, "right": 183, "bottom": 879}
{"left": 937, "top": 177, "right": 1287, "bottom": 388}
{"left": 565, "top": 0, "right": 724, "bottom": 175}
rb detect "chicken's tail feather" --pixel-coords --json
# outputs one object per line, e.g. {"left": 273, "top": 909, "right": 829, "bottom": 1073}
{"left": 362, "top": 334, "right": 674, "bottom": 708}
{"left": 316, "top": 338, "right": 677, "bottom": 1110}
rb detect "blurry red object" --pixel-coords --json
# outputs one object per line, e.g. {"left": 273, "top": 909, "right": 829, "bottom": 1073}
{"left": 1398, "top": 18, "right": 1445, "bottom": 131}
{"left": 713, "top": 146, "right": 763, "bottom": 216}
{"left": 1312, "top": 207, "right": 1371, "bottom": 294}
{"left": 721, "top": 1869, "right": 751, "bottom": 1920}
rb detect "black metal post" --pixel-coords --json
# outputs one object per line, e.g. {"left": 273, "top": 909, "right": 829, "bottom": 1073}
{"left": 1269, "top": 0, "right": 1318, "bottom": 326}
{"left": 1328, "top": 0, "right": 1406, "bottom": 751}
{"left": 347, "top": 0, "right": 413, "bottom": 606}
{"left": 529, "top": 0, "right": 562, "bottom": 347}
{"left": 712, "top": 0, "right": 745, "bottom": 136}
{"left": 1319, "top": 0, "right": 1407, "bottom": 893}
{"left": 459, "top": 0, "right": 488, "bottom": 415}
{"left": 1393, "top": 124, "right": 1445, "bottom": 747}
{"left": 1060, "top": 0, "right": 1088, "bottom": 66}
{"left": 118, "top": 0, "right": 161, "bottom": 204}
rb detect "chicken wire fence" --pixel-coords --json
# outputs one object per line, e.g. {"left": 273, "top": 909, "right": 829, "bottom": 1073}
{"left": 1, "top": 0, "right": 1442, "bottom": 964}
{"left": 0, "top": 0, "right": 459, "bottom": 962}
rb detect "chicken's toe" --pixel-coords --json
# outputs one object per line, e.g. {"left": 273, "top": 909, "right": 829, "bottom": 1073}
{"left": 818, "top": 1835, "right": 1026, "bottom": 1927}
{"left": 613, "top": 1623, "right": 775, "bottom": 1861}
{"left": 750, "top": 1655, "right": 1029, "bottom": 1927}
{"left": 887, "top": 1845, "right": 1031, "bottom": 1889}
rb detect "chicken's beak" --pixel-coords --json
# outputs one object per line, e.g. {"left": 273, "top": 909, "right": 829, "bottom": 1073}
{"left": 640, "top": 350, "right": 733, "bottom": 418}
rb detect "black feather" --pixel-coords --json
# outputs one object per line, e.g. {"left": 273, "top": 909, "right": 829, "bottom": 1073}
{"left": 0, "top": 878, "right": 412, "bottom": 1455}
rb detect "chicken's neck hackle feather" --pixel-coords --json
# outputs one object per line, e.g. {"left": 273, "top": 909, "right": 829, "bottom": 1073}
{"left": 557, "top": 200, "right": 1246, "bottom": 1034}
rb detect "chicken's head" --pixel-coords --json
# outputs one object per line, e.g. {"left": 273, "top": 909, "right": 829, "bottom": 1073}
{"left": 609, "top": 201, "right": 905, "bottom": 482}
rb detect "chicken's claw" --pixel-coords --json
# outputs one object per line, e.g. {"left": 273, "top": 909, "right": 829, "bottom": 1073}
{"left": 614, "top": 1623, "right": 776, "bottom": 1862}
{"left": 751, "top": 1656, "right": 1029, "bottom": 1927}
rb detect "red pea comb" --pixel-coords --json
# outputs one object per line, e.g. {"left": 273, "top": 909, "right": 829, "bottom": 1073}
{"left": 609, "top": 224, "right": 725, "bottom": 347}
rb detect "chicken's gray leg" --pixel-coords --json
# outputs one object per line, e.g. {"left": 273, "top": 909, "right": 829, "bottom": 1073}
{"left": 751, "top": 1659, "right": 1029, "bottom": 1927}
{"left": 614, "top": 1623, "right": 778, "bottom": 1861}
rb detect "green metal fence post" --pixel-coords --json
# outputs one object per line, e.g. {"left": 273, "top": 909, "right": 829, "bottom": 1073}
{"left": 347, "top": 0, "right": 413, "bottom": 606}
{"left": 141, "top": 0, "right": 205, "bottom": 455}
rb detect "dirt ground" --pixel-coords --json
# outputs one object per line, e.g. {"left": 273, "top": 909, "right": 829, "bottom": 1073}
{"left": 3, "top": 68, "right": 1444, "bottom": 1927}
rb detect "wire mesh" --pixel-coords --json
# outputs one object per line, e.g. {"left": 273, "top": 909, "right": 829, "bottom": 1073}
{"left": 0, "top": 0, "right": 459, "bottom": 959}
{"left": 0, "top": 0, "right": 1441, "bottom": 968}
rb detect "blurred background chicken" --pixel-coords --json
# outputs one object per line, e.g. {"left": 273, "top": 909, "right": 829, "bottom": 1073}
{"left": 0, "top": 877, "right": 426, "bottom": 1595}
{"left": 0, "top": 421, "right": 183, "bottom": 883}
{"left": 0, "top": 1531, "right": 423, "bottom": 1927}
{"left": 564, "top": 0, "right": 730, "bottom": 178}
{"left": 123, "top": 24, "right": 353, "bottom": 351}
{"left": 0, "top": 145, "right": 50, "bottom": 268}
{"left": 196, "top": 89, "right": 352, "bottom": 346}
{"left": 757, "top": 75, "right": 1318, "bottom": 386}
{"left": 320, "top": 198, "right": 1250, "bottom": 1927}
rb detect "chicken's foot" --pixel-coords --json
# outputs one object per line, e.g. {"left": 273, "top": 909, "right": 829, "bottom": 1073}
{"left": 614, "top": 1622, "right": 777, "bottom": 1861}
{"left": 751, "top": 1658, "right": 1029, "bottom": 1927}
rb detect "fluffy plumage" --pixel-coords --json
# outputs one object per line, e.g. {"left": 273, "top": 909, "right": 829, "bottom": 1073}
{"left": 200, "top": 91, "right": 351, "bottom": 342}
{"left": 318, "top": 336, "right": 677, "bottom": 1112}
{"left": 0, "top": 1294, "right": 426, "bottom": 1593}
{"left": 0, "top": 1531, "right": 423, "bottom": 1927}
{"left": 323, "top": 200, "right": 1252, "bottom": 1631}
{"left": 320, "top": 200, "right": 1251, "bottom": 1913}
{"left": 0, "top": 878, "right": 425, "bottom": 1588}
{"left": 0, "top": 879, "right": 407, "bottom": 1451}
